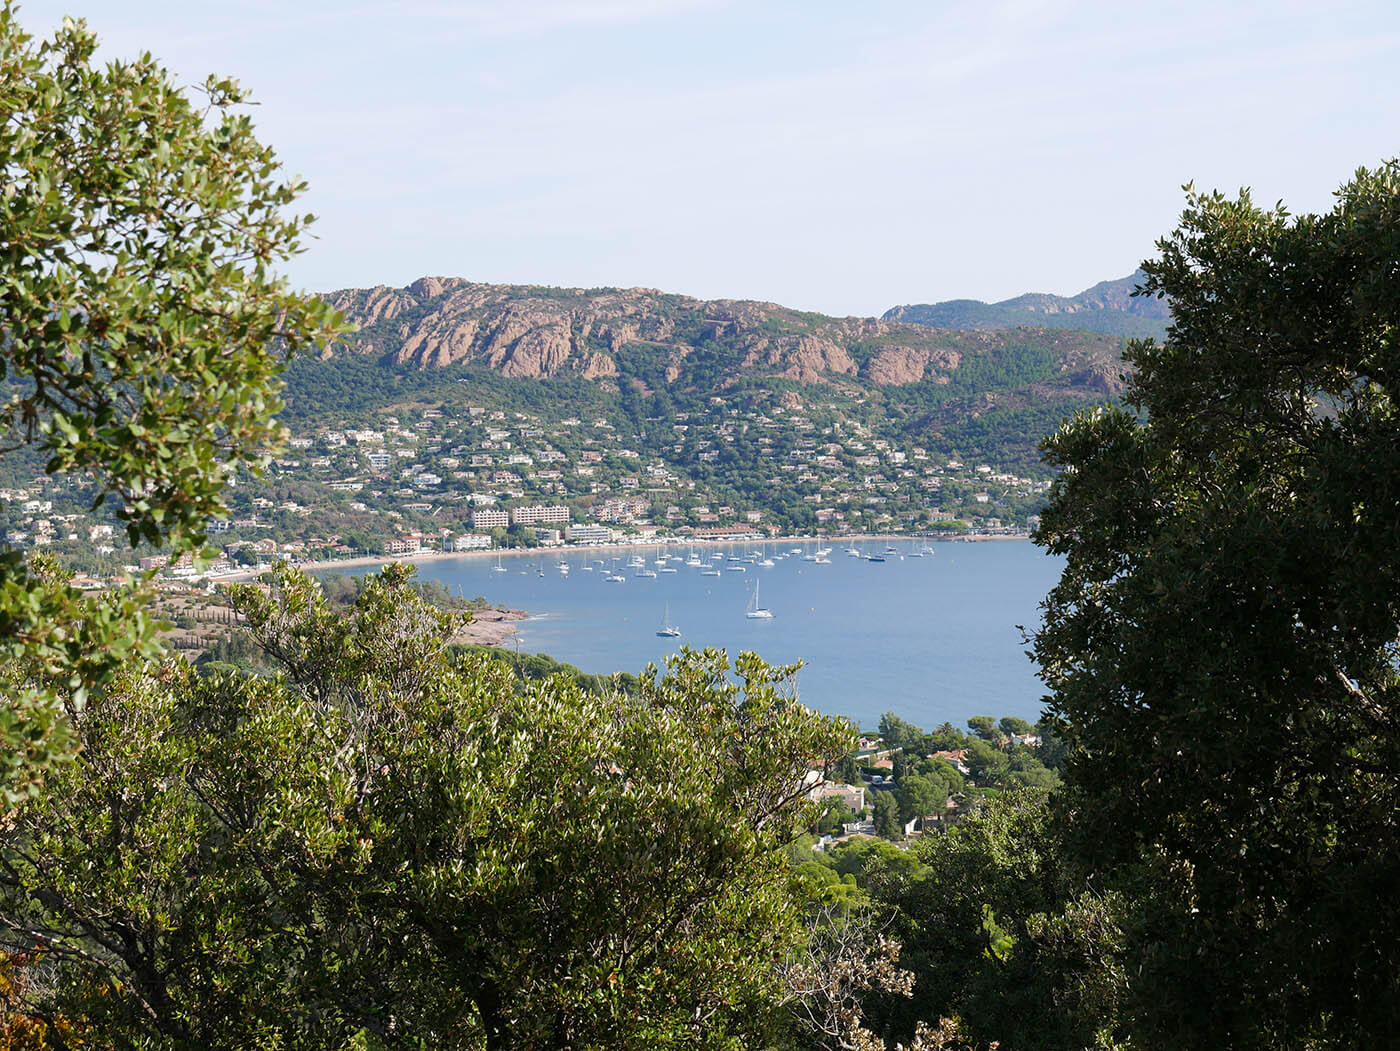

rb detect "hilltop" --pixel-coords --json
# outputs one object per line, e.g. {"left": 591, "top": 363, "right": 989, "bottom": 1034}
{"left": 883, "top": 269, "right": 1171, "bottom": 340}
{"left": 320, "top": 275, "right": 1129, "bottom": 391}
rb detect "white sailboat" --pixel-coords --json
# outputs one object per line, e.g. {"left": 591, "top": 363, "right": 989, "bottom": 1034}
{"left": 746, "top": 580, "right": 774, "bottom": 619}
{"left": 656, "top": 604, "right": 681, "bottom": 638}
{"left": 492, "top": 553, "right": 508, "bottom": 573}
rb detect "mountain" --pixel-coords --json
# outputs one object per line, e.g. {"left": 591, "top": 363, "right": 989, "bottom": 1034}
{"left": 883, "top": 270, "right": 1171, "bottom": 340}
{"left": 318, "top": 276, "right": 1126, "bottom": 394}
{"left": 293, "top": 277, "right": 1128, "bottom": 471}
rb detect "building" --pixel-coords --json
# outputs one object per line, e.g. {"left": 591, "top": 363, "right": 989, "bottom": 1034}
{"left": 471, "top": 508, "right": 509, "bottom": 530}
{"left": 811, "top": 782, "right": 866, "bottom": 813}
{"left": 509, "top": 503, "right": 570, "bottom": 525}
{"left": 384, "top": 536, "right": 421, "bottom": 556}
{"left": 451, "top": 533, "right": 492, "bottom": 552}
{"left": 565, "top": 523, "right": 613, "bottom": 544}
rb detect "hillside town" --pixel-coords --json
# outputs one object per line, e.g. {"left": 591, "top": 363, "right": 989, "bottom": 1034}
{"left": 1, "top": 399, "right": 1050, "bottom": 582}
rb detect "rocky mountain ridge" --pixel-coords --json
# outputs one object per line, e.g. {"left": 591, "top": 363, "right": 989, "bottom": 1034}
{"left": 323, "top": 276, "right": 1126, "bottom": 397}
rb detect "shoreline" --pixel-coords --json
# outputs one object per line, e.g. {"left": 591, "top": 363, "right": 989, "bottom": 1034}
{"left": 212, "top": 531, "right": 1031, "bottom": 583}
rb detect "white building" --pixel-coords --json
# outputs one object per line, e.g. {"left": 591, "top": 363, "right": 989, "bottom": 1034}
{"left": 451, "top": 533, "right": 492, "bottom": 551}
{"left": 565, "top": 523, "right": 613, "bottom": 544}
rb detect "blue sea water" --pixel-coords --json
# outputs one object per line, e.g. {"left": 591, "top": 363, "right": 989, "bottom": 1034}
{"left": 346, "top": 539, "right": 1063, "bottom": 730}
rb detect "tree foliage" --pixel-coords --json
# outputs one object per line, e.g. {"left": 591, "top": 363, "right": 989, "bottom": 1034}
{"left": 1033, "top": 162, "right": 1400, "bottom": 1046}
{"left": 0, "top": 564, "right": 853, "bottom": 1048}
{"left": 0, "top": 6, "right": 343, "bottom": 800}
{"left": 870, "top": 791, "right": 1126, "bottom": 1051}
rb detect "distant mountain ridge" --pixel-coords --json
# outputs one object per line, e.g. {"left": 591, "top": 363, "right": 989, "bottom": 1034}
{"left": 286, "top": 275, "right": 1132, "bottom": 476}
{"left": 883, "top": 270, "right": 1170, "bottom": 340}
{"left": 321, "top": 276, "right": 1125, "bottom": 393}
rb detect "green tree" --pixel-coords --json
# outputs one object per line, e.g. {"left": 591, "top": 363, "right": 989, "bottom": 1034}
{"left": 965, "top": 715, "right": 999, "bottom": 742}
{"left": 998, "top": 716, "right": 1032, "bottom": 737}
{"left": 0, "top": 564, "right": 853, "bottom": 1048}
{"left": 872, "top": 790, "right": 902, "bottom": 840}
{"left": 0, "top": 6, "right": 342, "bottom": 800}
{"left": 1033, "top": 162, "right": 1400, "bottom": 1047}
{"left": 897, "top": 774, "right": 944, "bottom": 831}
{"left": 868, "top": 791, "right": 1126, "bottom": 1050}
{"left": 878, "top": 711, "right": 926, "bottom": 753}
{"left": 963, "top": 738, "right": 1009, "bottom": 784}
{"left": 834, "top": 751, "right": 863, "bottom": 786}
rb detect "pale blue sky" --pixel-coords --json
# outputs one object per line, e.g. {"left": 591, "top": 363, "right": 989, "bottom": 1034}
{"left": 18, "top": 0, "right": 1400, "bottom": 315}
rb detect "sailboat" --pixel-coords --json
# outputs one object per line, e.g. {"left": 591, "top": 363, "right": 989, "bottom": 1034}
{"left": 656, "top": 604, "right": 681, "bottom": 638}
{"left": 491, "top": 553, "right": 508, "bottom": 573}
{"left": 745, "top": 580, "right": 774, "bottom": 619}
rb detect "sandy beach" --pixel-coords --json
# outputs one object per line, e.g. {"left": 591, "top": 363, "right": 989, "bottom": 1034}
{"left": 264, "top": 531, "right": 1030, "bottom": 579}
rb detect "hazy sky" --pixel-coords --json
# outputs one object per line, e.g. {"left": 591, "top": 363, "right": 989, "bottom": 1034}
{"left": 17, "top": 0, "right": 1400, "bottom": 315}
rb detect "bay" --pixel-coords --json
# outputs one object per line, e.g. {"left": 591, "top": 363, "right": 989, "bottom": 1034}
{"left": 345, "top": 539, "right": 1062, "bottom": 730}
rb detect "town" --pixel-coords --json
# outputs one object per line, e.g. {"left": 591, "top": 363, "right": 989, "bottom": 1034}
{"left": 0, "top": 396, "right": 1051, "bottom": 581}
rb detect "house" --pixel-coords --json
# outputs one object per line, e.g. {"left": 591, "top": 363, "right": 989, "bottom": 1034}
{"left": 811, "top": 782, "right": 866, "bottom": 813}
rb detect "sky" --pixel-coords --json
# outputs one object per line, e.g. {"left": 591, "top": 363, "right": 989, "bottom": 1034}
{"left": 16, "top": 0, "right": 1400, "bottom": 316}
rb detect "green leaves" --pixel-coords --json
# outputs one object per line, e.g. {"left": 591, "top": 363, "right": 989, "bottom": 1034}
{"left": 1032, "top": 160, "right": 1400, "bottom": 1048}
{"left": 0, "top": 1, "right": 348, "bottom": 796}
{"left": 1, "top": 565, "right": 851, "bottom": 1046}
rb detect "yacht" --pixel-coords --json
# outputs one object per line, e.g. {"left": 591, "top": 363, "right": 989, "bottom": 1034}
{"left": 634, "top": 568, "right": 658, "bottom": 579}
{"left": 700, "top": 567, "right": 721, "bottom": 577}
{"left": 492, "top": 554, "right": 508, "bottom": 573}
{"left": 866, "top": 553, "right": 887, "bottom": 563}
{"left": 656, "top": 605, "right": 681, "bottom": 638}
{"left": 745, "top": 580, "right": 774, "bottom": 619}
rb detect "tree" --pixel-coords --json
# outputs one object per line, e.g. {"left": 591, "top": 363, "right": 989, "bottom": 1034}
{"left": 872, "top": 791, "right": 902, "bottom": 840}
{"left": 897, "top": 775, "right": 943, "bottom": 831}
{"left": 1033, "top": 162, "right": 1400, "bottom": 1047}
{"left": 0, "top": 564, "right": 853, "bottom": 1047}
{"left": 998, "top": 716, "right": 1032, "bottom": 737}
{"left": 878, "top": 711, "right": 926, "bottom": 753}
{"left": 963, "top": 738, "right": 1008, "bottom": 784}
{"left": 0, "top": 6, "right": 342, "bottom": 800}
{"left": 867, "top": 791, "right": 1126, "bottom": 1050}
{"left": 965, "top": 715, "right": 999, "bottom": 742}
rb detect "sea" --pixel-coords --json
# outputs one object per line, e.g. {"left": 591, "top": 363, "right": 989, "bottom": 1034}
{"left": 339, "top": 539, "right": 1063, "bottom": 731}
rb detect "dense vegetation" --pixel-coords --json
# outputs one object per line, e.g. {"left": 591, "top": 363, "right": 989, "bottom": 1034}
{"left": 3, "top": 7, "right": 1397, "bottom": 1045}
